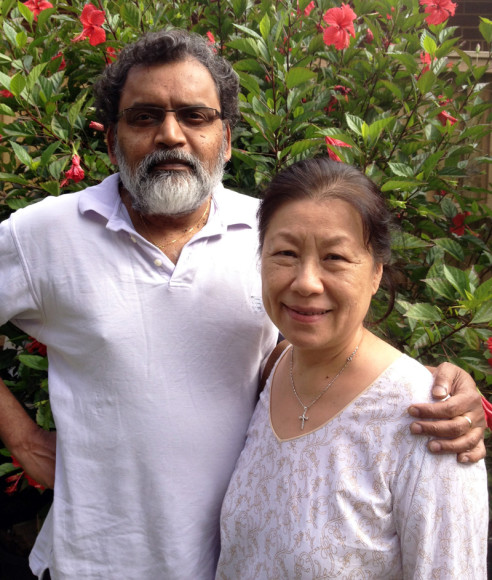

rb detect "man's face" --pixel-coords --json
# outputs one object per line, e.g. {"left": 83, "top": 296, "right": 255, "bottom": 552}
{"left": 107, "top": 59, "right": 232, "bottom": 216}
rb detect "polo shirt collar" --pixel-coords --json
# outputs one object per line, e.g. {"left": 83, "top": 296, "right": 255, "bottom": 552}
{"left": 78, "top": 173, "right": 256, "bottom": 235}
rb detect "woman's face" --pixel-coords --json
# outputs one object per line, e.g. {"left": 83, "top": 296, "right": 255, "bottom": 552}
{"left": 261, "top": 197, "right": 383, "bottom": 352}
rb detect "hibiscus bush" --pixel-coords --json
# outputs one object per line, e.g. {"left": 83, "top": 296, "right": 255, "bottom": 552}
{"left": 0, "top": 0, "right": 491, "bottom": 512}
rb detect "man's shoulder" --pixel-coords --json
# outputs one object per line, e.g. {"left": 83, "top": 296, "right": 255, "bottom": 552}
{"left": 9, "top": 174, "right": 119, "bottom": 228}
{"left": 213, "top": 185, "right": 260, "bottom": 227}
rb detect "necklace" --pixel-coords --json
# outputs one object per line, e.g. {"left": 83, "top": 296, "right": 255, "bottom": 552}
{"left": 139, "top": 198, "right": 211, "bottom": 250}
{"left": 290, "top": 344, "right": 359, "bottom": 430}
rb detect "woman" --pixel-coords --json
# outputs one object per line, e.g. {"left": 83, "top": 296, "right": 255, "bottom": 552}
{"left": 216, "top": 158, "right": 487, "bottom": 579}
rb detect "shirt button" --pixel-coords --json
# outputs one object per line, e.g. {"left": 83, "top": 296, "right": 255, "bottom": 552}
{"left": 154, "top": 259, "right": 163, "bottom": 267}
{"left": 130, "top": 235, "right": 137, "bottom": 243}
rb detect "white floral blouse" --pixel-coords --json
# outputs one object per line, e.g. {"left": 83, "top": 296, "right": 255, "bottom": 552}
{"left": 217, "top": 352, "right": 488, "bottom": 579}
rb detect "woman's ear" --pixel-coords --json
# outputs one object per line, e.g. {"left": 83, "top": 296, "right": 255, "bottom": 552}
{"left": 371, "top": 263, "right": 384, "bottom": 296}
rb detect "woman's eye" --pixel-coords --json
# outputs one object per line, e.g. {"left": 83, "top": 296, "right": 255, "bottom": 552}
{"left": 276, "top": 250, "right": 296, "bottom": 257}
{"left": 325, "top": 254, "right": 344, "bottom": 261}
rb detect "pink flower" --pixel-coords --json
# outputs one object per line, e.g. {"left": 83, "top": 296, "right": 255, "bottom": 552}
{"left": 325, "top": 136, "right": 352, "bottom": 162}
{"left": 322, "top": 3, "right": 357, "bottom": 50}
{"left": 61, "top": 155, "right": 85, "bottom": 187}
{"left": 304, "top": 1, "right": 315, "bottom": 16}
{"left": 23, "top": 0, "right": 53, "bottom": 20}
{"left": 206, "top": 31, "right": 216, "bottom": 45}
{"left": 365, "top": 29, "right": 374, "bottom": 43}
{"left": 420, "top": 52, "right": 435, "bottom": 74}
{"left": 0, "top": 89, "right": 14, "bottom": 98}
{"left": 487, "top": 337, "right": 492, "bottom": 354}
{"left": 51, "top": 52, "right": 66, "bottom": 71}
{"left": 105, "top": 46, "right": 117, "bottom": 64}
{"left": 450, "top": 212, "right": 470, "bottom": 236}
{"left": 25, "top": 337, "right": 47, "bottom": 357}
{"left": 89, "top": 121, "right": 104, "bottom": 131}
{"left": 73, "top": 4, "right": 106, "bottom": 47}
{"left": 438, "top": 110, "right": 457, "bottom": 126}
{"left": 481, "top": 397, "right": 492, "bottom": 430}
{"left": 5, "top": 456, "right": 44, "bottom": 494}
{"left": 420, "top": 0, "right": 456, "bottom": 26}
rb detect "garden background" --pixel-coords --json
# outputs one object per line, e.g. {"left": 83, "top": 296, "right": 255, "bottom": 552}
{"left": 0, "top": 0, "right": 491, "bottom": 577}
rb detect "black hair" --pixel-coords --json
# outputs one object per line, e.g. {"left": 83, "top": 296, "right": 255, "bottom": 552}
{"left": 93, "top": 29, "right": 240, "bottom": 129}
{"left": 258, "top": 157, "right": 398, "bottom": 322}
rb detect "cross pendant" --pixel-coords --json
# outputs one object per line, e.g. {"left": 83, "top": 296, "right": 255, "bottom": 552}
{"left": 299, "top": 408, "right": 309, "bottom": 430}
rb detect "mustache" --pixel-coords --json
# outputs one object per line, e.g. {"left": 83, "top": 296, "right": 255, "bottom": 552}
{"left": 138, "top": 149, "right": 201, "bottom": 176}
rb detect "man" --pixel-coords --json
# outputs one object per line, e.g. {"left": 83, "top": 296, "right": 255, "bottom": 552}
{"left": 0, "top": 29, "right": 485, "bottom": 580}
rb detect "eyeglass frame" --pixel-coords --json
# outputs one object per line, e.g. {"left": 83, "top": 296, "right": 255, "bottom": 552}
{"left": 116, "top": 105, "right": 223, "bottom": 129}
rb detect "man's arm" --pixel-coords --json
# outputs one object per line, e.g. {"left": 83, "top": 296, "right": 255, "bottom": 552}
{"left": 408, "top": 362, "right": 486, "bottom": 463}
{"left": 0, "top": 377, "right": 56, "bottom": 488}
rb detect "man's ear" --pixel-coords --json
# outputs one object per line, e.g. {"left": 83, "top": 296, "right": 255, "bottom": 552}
{"left": 223, "top": 122, "right": 232, "bottom": 163}
{"left": 106, "top": 126, "right": 117, "bottom": 165}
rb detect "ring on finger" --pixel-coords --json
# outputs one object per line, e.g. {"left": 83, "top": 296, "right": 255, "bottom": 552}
{"left": 462, "top": 414, "right": 472, "bottom": 429}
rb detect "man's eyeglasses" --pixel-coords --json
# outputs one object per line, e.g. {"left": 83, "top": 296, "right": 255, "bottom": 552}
{"left": 117, "top": 106, "right": 222, "bottom": 129}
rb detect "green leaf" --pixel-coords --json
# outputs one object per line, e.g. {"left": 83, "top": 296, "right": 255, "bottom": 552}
{"left": 405, "top": 303, "right": 442, "bottom": 322}
{"left": 381, "top": 178, "right": 421, "bottom": 192}
{"left": 40, "top": 141, "right": 61, "bottom": 168}
{"left": 3, "top": 20, "right": 18, "bottom": 47}
{"left": 392, "top": 232, "right": 429, "bottom": 250}
{"left": 0, "top": 172, "right": 29, "bottom": 186}
{"left": 228, "top": 38, "right": 260, "bottom": 58}
{"left": 231, "top": 0, "right": 247, "bottom": 18}
{"left": 68, "top": 96, "right": 86, "bottom": 128}
{"left": 26, "top": 63, "right": 48, "bottom": 91}
{"left": 18, "top": 354, "right": 49, "bottom": 371}
{"left": 422, "top": 35, "right": 437, "bottom": 56}
{"left": 40, "top": 181, "right": 61, "bottom": 196}
{"left": 10, "top": 72, "right": 26, "bottom": 97}
{"left": 423, "top": 277, "right": 456, "bottom": 301}
{"left": 479, "top": 17, "right": 492, "bottom": 44}
{"left": 345, "top": 114, "right": 363, "bottom": 136}
{"left": 120, "top": 2, "right": 141, "bottom": 27}
{"left": 11, "top": 141, "right": 33, "bottom": 168}
{"left": 388, "top": 162, "right": 414, "bottom": 178}
{"left": 259, "top": 13, "right": 270, "bottom": 40}
{"left": 474, "top": 277, "right": 492, "bottom": 303}
{"left": 417, "top": 70, "right": 436, "bottom": 95}
{"left": 16, "top": 30, "right": 28, "bottom": 49}
{"left": 471, "top": 302, "right": 492, "bottom": 325}
{"left": 433, "top": 238, "right": 465, "bottom": 261}
{"left": 285, "top": 67, "right": 316, "bottom": 89}
{"left": 443, "top": 265, "right": 470, "bottom": 296}
{"left": 0, "top": 463, "right": 17, "bottom": 477}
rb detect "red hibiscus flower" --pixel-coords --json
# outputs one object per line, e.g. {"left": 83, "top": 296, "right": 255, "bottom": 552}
{"left": 420, "top": 0, "right": 456, "bottom": 26}
{"left": 89, "top": 121, "right": 104, "bottom": 131}
{"left": 450, "top": 212, "right": 470, "bottom": 236}
{"left": 304, "top": 1, "right": 315, "bottom": 16}
{"left": 438, "top": 110, "right": 457, "bottom": 126}
{"left": 51, "top": 52, "right": 66, "bottom": 71}
{"left": 419, "top": 52, "right": 436, "bottom": 74}
{"left": 365, "top": 29, "right": 374, "bottom": 43}
{"left": 105, "top": 46, "right": 117, "bottom": 64}
{"left": 322, "top": 3, "right": 357, "bottom": 50}
{"left": 206, "top": 31, "right": 216, "bottom": 45}
{"left": 482, "top": 397, "right": 492, "bottom": 430}
{"left": 23, "top": 0, "right": 53, "bottom": 20}
{"left": 5, "top": 456, "right": 44, "bottom": 495}
{"left": 325, "top": 136, "right": 352, "bottom": 162}
{"left": 25, "top": 337, "right": 47, "bottom": 357}
{"left": 61, "top": 155, "right": 85, "bottom": 187}
{"left": 73, "top": 4, "right": 106, "bottom": 47}
{"left": 0, "top": 89, "right": 14, "bottom": 98}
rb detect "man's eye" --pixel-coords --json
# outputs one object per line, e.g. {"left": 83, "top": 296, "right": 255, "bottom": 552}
{"left": 180, "top": 109, "right": 208, "bottom": 124}
{"left": 127, "top": 109, "right": 161, "bottom": 125}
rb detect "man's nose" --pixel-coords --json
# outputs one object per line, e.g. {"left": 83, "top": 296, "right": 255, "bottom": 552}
{"left": 153, "top": 111, "right": 187, "bottom": 148}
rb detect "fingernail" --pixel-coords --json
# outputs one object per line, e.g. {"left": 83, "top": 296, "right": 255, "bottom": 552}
{"left": 429, "top": 441, "right": 441, "bottom": 453}
{"left": 459, "top": 455, "right": 470, "bottom": 463}
{"left": 410, "top": 423, "right": 423, "bottom": 434}
{"left": 408, "top": 406, "right": 420, "bottom": 417}
{"left": 433, "top": 385, "right": 447, "bottom": 398}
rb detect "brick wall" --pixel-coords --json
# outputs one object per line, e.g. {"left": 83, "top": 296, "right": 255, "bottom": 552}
{"left": 450, "top": 1, "right": 492, "bottom": 51}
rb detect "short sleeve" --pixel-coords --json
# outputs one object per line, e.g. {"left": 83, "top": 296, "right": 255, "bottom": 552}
{"left": 394, "top": 440, "right": 488, "bottom": 578}
{"left": 0, "top": 216, "right": 41, "bottom": 327}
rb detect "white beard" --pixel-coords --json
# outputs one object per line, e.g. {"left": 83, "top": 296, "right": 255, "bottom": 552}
{"left": 115, "top": 138, "right": 226, "bottom": 216}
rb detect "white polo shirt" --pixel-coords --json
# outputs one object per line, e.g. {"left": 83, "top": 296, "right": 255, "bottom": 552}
{"left": 0, "top": 174, "right": 278, "bottom": 579}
